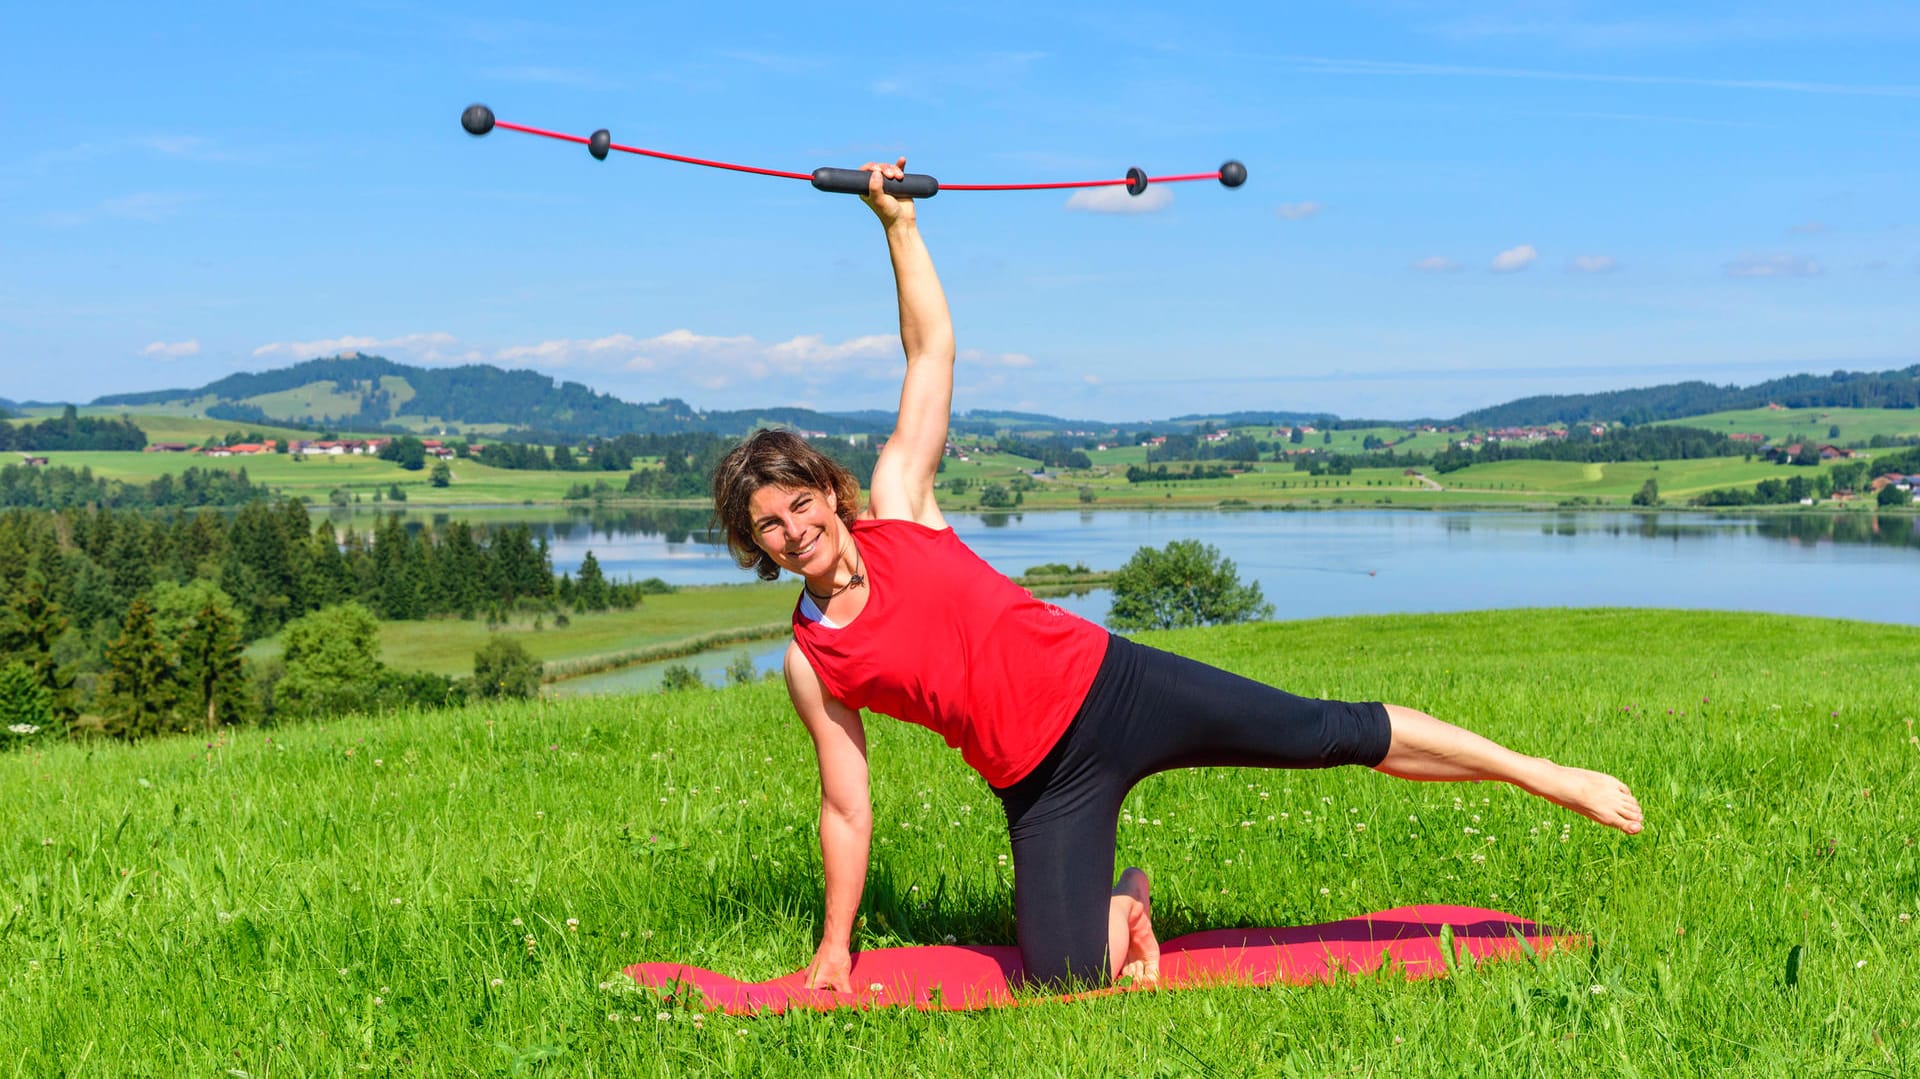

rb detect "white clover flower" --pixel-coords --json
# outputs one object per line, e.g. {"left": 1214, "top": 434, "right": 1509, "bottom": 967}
{"left": 7, "top": 724, "right": 38, "bottom": 736}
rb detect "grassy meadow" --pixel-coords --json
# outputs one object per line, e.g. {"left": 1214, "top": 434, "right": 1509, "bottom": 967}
{"left": 1657, "top": 407, "right": 1920, "bottom": 446}
{"left": 4, "top": 609, "right": 1916, "bottom": 1076}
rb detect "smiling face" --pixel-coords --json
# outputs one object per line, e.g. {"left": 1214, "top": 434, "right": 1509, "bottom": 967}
{"left": 747, "top": 484, "right": 844, "bottom": 580}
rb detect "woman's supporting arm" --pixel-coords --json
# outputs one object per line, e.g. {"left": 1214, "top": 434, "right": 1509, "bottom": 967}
{"left": 860, "top": 158, "right": 954, "bottom": 529}
{"left": 784, "top": 643, "right": 873, "bottom": 991}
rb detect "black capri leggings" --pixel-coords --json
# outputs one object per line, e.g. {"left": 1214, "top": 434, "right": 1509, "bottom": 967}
{"left": 990, "top": 633, "right": 1392, "bottom": 989}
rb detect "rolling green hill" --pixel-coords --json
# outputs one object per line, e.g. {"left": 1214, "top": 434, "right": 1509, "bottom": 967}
{"left": 89, "top": 353, "right": 886, "bottom": 440}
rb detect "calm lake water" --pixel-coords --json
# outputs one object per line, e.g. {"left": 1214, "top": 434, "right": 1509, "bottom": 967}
{"left": 385, "top": 506, "right": 1918, "bottom": 694}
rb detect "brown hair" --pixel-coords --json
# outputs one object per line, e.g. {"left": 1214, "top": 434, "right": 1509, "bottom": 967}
{"left": 711, "top": 429, "right": 861, "bottom": 581}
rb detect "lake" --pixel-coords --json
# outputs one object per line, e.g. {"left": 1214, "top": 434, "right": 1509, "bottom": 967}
{"left": 399, "top": 506, "right": 1918, "bottom": 693}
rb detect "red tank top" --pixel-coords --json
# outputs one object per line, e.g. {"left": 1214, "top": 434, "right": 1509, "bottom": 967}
{"left": 791, "top": 518, "right": 1110, "bottom": 788}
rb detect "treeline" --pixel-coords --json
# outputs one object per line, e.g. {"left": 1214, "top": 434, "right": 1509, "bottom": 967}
{"left": 1127, "top": 463, "right": 1237, "bottom": 483}
{"left": 0, "top": 464, "right": 271, "bottom": 510}
{"left": 0, "top": 499, "right": 656, "bottom": 742}
{"left": 1428, "top": 425, "right": 1742, "bottom": 474}
{"left": 0, "top": 406, "right": 147, "bottom": 451}
{"left": 1000, "top": 437, "right": 1093, "bottom": 471}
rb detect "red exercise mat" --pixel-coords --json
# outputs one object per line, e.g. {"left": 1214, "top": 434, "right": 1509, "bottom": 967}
{"left": 625, "top": 905, "right": 1579, "bottom": 1014}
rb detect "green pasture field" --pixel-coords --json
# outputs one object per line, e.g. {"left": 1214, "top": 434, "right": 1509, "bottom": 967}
{"left": 240, "top": 375, "right": 415, "bottom": 425}
{"left": 1433, "top": 457, "right": 1821, "bottom": 501}
{"left": 1658, "top": 407, "right": 1920, "bottom": 446}
{"left": 245, "top": 584, "right": 796, "bottom": 679}
{"left": 28, "top": 450, "right": 619, "bottom": 505}
{"left": 4, "top": 409, "right": 315, "bottom": 447}
{"left": 3, "top": 609, "right": 1915, "bottom": 1075}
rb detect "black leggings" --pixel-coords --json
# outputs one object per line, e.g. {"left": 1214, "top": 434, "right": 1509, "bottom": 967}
{"left": 990, "top": 633, "right": 1392, "bottom": 989}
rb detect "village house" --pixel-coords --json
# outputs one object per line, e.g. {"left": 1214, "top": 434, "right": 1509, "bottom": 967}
{"left": 143, "top": 442, "right": 195, "bottom": 453}
{"left": 18, "top": 453, "right": 49, "bottom": 467}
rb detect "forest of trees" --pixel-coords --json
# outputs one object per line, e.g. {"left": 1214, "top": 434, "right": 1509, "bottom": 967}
{"left": 0, "top": 406, "right": 147, "bottom": 451}
{"left": 1455, "top": 366, "right": 1920, "bottom": 428}
{"left": 1, "top": 463, "right": 272, "bottom": 510}
{"left": 1426, "top": 425, "right": 1746, "bottom": 473}
{"left": 0, "top": 499, "right": 653, "bottom": 742}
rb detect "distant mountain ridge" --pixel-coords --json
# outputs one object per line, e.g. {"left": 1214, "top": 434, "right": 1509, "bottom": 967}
{"left": 1454, "top": 365, "right": 1920, "bottom": 428}
{"left": 80, "top": 355, "right": 1919, "bottom": 439}
{"left": 90, "top": 353, "right": 885, "bottom": 440}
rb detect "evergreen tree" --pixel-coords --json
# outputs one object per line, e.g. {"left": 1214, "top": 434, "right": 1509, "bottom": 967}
{"left": 0, "top": 661, "right": 54, "bottom": 736}
{"left": 575, "top": 550, "right": 610, "bottom": 611}
{"left": 176, "top": 601, "right": 249, "bottom": 730}
{"left": 103, "top": 597, "right": 181, "bottom": 739}
{"left": 0, "top": 574, "right": 74, "bottom": 723}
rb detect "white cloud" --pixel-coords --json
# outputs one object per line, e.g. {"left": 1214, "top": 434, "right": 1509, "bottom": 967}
{"left": 1789, "top": 221, "right": 1828, "bottom": 234}
{"left": 1276, "top": 201, "right": 1323, "bottom": 220}
{"left": 140, "top": 339, "right": 200, "bottom": 360}
{"left": 1569, "top": 254, "right": 1618, "bottom": 274}
{"left": 1491, "top": 244, "right": 1539, "bottom": 273}
{"left": 1411, "top": 256, "right": 1463, "bottom": 273}
{"left": 1725, "top": 253, "right": 1822, "bottom": 278}
{"left": 41, "top": 192, "right": 193, "bottom": 228}
{"left": 251, "top": 332, "right": 470, "bottom": 363}
{"left": 135, "top": 135, "right": 213, "bottom": 157}
{"left": 1065, "top": 184, "right": 1174, "bottom": 214}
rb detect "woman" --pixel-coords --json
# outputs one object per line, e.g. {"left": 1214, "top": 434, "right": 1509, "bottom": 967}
{"left": 711, "top": 159, "right": 1644, "bottom": 992}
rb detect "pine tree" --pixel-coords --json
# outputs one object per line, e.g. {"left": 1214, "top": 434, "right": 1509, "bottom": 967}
{"left": 176, "top": 601, "right": 249, "bottom": 730}
{"left": 1, "top": 574, "right": 74, "bottom": 724}
{"left": 103, "top": 597, "right": 181, "bottom": 739}
{"left": 0, "top": 661, "right": 53, "bottom": 735}
{"left": 575, "top": 550, "right": 610, "bottom": 611}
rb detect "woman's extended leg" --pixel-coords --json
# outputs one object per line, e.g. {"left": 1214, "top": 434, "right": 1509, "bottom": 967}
{"left": 1374, "top": 705, "right": 1643, "bottom": 834}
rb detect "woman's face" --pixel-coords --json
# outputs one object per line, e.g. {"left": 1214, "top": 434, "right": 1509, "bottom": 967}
{"left": 747, "top": 484, "right": 841, "bottom": 579}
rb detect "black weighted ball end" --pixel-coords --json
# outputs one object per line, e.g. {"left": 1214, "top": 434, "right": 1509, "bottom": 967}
{"left": 589, "top": 129, "right": 611, "bottom": 160}
{"left": 461, "top": 104, "right": 495, "bottom": 136}
{"left": 1126, "top": 167, "right": 1148, "bottom": 196}
{"left": 1219, "top": 160, "right": 1247, "bottom": 188}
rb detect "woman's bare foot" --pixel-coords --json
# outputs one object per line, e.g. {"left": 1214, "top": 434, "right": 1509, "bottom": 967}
{"left": 1527, "top": 762, "right": 1645, "bottom": 835}
{"left": 1108, "top": 866, "right": 1160, "bottom": 984}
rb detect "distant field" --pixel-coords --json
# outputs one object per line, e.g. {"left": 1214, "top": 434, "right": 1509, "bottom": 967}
{"left": 29, "top": 449, "right": 631, "bottom": 505}
{"left": 1657, "top": 406, "right": 1920, "bottom": 445}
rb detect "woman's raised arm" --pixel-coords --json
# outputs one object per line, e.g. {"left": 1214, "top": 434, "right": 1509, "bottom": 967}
{"left": 860, "top": 158, "right": 954, "bottom": 529}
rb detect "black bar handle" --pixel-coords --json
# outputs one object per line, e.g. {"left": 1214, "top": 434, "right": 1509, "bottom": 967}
{"left": 810, "top": 167, "right": 940, "bottom": 198}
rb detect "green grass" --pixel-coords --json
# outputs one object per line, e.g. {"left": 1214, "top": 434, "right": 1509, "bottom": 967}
{"left": 4, "top": 609, "right": 1916, "bottom": 1075}
{"left": 1658, "top": 407, "right": 1920, "bottom": 446}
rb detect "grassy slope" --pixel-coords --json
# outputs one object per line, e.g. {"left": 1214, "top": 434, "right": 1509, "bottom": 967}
{"left": 3, "top": 609, "right": 1915, "bottom": 1075}
{"left": 1657, "top": 406, "right": 1920, "bottom": 445}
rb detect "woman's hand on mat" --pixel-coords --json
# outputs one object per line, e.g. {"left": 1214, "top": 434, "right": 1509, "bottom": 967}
{"left": 860, "top": 157, "right": 915, "bottom": 230}
{"left": 803, "top": 940, "right": 853, "bottom": 992}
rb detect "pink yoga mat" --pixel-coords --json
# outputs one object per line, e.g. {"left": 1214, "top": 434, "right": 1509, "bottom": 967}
{"left": 626, "top": 905, "right": 1578, "bottom": 1014}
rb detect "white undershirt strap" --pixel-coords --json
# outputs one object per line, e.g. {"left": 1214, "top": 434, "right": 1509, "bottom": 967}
{"left": 798, "top": 591, "right": 841, "bottom": 629}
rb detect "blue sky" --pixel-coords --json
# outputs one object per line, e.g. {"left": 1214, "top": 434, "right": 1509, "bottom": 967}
{"left": 3, "top": 1, "right": 1916, "bottom": 421}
